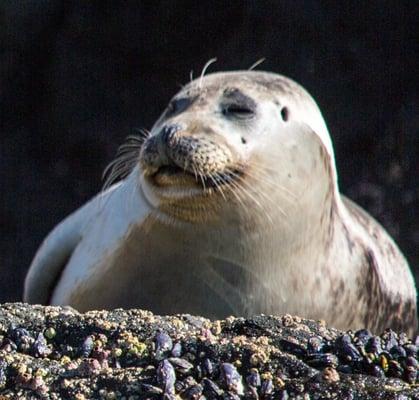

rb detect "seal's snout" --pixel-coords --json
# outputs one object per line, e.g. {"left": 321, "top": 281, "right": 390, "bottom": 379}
{"left": 139, "top": 119, "right": 237, "bottom": 191}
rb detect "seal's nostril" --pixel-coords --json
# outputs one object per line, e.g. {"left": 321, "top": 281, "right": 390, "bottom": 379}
{"left": 161, "top": 124, "right": 182, "bottom": 144}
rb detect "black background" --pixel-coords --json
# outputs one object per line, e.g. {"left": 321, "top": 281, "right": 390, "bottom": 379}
{"left": 0, "top": 1, "right": 418, "bottom": 303}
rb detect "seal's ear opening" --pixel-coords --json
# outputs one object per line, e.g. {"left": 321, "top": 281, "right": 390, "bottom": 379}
{"left": 280, "top": 107, "right": 289, "bottom": 122}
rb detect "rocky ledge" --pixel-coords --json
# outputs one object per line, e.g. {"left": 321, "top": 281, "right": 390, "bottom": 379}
{"left": 0, "top": 303, "right": 417, "bottom": 399}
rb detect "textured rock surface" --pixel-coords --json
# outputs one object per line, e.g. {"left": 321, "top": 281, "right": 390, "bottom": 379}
{"left": 0, "top": 303, "right": 417, "bottom": 399}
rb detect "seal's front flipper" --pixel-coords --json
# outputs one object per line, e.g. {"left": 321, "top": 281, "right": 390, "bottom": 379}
{"left": 23, "top": 210, "right": 85, "bottom": 305}
{"left": 23, "top": 183, "right": 122, "bottom": 306}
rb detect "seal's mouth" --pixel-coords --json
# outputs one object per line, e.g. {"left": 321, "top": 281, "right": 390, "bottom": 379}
{"left": 156, "top": 165, "right": 187, "bottom": 176}
{"left": 150, "top": 164, "right": 242, "bottom": 190}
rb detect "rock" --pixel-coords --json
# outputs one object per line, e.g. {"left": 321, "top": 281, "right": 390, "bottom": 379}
{"left": 0, "top": 303, "right": 416, "bottom": 399}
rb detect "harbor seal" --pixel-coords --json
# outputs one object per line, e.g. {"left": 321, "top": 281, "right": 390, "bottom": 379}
{"left": 24, "top": 71, "right": 417, "bottom": 335}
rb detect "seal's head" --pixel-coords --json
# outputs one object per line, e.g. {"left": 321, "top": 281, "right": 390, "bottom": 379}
{"left": 132, "top": 71, "right": 337, "bottom": 223}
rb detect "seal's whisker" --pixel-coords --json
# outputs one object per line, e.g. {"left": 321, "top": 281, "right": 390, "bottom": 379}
{"left": 199, "top": 58, "right": 217, "bottom": 90}
{"left": 223, "top": 178, "right": 250, "bottom": 211}
{"left": 217, "top": 174, "right": 246, "bottom": 209}
{"left": 238, "top": 182, "right": 278, "bottom": 222}
{"left": 118, "top": 141, "right": 146, "bottom": 149}
{"left": 225, "top": 171, "right": 275, "bottom": 225}
{"left": 245, "top": 160, "right": 298, "bottom": 198}
{"left": 103, "top": 160, "right": 135, "bottom": 185}
{"left": 242, "top": 177, "right": 288, "bottom": 219}
{"left": 96, "top": 178, "right": 118, "bottom": 212}
{"left": 248, "top": 58, "right": 266, "bottom": 71}
{"left": 244, "top": 167, "right": 298, "bottom": 201}
{"left": 232, "top": 180, "right": 274, "bottom": 226}
{"left": 245, "top": 158, "right": 283, "bottom": 173}
{"left": 132, "top": 128, "right": 150, "bottom": 138}
{"left": 102, "top": 132, "right": 146, "bottom": 192}
{"left": 191, "top": 165, "right": 199, "bottom": 182}
{"left": 233, "top": 173, "right": 292, "bottom": 228}
{"left": 208, "top": 173, "right": 227, "bottom": 200}
{"left": 103, "top": 153, "right": 136, "bottom": 173}
{"left": 198, "top": 171, "right": 207, "bottom": 191}
{"left": 226, "top": 168, "right": 286, "bottom": 220}
{"left": 189, "top": 70, "right": 194, "bottom": 83}
{"left": 215, "top": 173, "right": 234, "bottom": 201}
{"left": 243, "top": 161, "right": 283, "bottom": 177}
{"left": 215, "top": 170, "right": 247, "bottom": 208}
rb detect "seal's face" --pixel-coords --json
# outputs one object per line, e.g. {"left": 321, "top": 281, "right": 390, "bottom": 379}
{"left": 140, "top": 80, "right": 263, "bottom": 193}
{"left": 138, "top": 71, "right": 334, "bottom": 222}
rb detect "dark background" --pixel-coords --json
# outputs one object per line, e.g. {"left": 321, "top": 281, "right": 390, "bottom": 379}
{"left": 0, "top": 1, "right": 418, "bottom": 303}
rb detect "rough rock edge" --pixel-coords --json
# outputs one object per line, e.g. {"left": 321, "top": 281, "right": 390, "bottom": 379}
{"left": 0, "top": 303, "right": 416, "bottom": 399}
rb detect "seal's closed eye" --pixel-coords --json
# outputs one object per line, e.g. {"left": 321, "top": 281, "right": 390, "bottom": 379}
{"left": 221, "top": 88, "right": 256, "bottom": 120}
{"left": 221, "top": 103, "right": 255, "bottom": 119}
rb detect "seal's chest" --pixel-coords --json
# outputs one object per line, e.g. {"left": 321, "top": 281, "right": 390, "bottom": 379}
{"left": 85, "top": 220, "right": 263, "bottom": 316}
